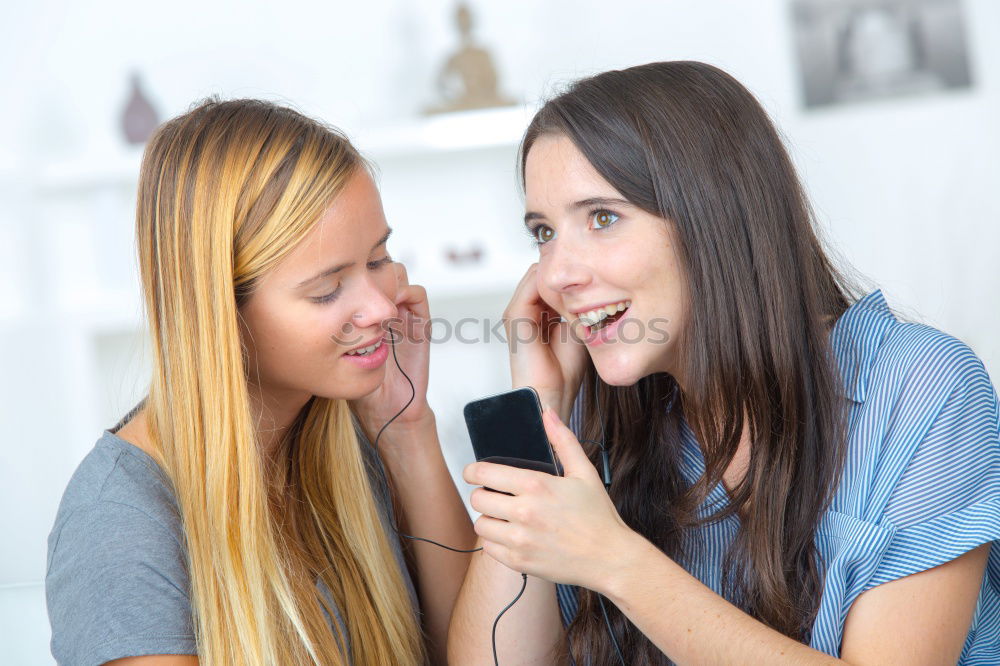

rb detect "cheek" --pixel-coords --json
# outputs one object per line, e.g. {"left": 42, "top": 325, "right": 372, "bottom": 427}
{"left": 254, "top": 293, "right": 352, "bottom": 355}
{"left": 610, "top": 257, "right": 645, "bottom": 291}
{"left": 587, "top": 243, "right": 645, "bottom": 299}
{"left": 609, "top": 234, "right": 676, "bottom": 302}
{"left": 318, "top": 304, "right": 359, "bottom": 348}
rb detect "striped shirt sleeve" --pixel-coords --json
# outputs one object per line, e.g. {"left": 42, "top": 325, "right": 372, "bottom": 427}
{"left": 865, "top": 332, "right": 1000, "bottom": 590}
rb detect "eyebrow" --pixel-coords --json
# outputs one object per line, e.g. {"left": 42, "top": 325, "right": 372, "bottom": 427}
{"left": 296, "top": 227, "right": 393, "bottom": 288}
{"left": 523, "top": 197, "right": 633, "bottom": 227}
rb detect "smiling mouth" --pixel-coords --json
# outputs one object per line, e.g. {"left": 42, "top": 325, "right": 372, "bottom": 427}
{"left": 576, "top": 300, "right": 631, "bottom": 331}
{"left": 345, "top": 337, "right": 384, "bottom": 356}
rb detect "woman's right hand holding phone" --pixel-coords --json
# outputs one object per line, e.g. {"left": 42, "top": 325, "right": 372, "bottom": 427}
{"left": 503, "top": 263, "right": 588, "bottom": 422}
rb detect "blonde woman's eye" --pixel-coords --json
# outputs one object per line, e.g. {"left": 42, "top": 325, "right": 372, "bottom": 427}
{"left": 531, "top": 224, "right": 556, "bottom": 245}
{"left": 592, "top": 210, "right": 619, "bottom": 229}
{"left": 311, "top": 284, "right": 342, "bottom": 304}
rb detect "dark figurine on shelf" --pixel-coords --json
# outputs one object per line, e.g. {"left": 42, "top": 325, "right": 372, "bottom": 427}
{"left": 121, "top": 72, "right": 160, "bottom": 145}
{"left": 424, "top": 3, "right": 515, "bottom": 115}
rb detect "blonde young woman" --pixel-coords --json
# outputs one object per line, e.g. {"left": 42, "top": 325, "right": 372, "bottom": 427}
{"left": 45, "top": 99, "right": 475, "bottom": 665}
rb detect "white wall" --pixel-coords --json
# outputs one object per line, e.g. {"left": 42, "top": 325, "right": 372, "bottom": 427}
{"left": 2, "top": 1, "right": 998, "bottom": 662}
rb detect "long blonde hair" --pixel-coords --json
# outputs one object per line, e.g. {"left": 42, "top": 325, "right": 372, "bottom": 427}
{"left": 134, "top": 98, "right": 425, "bottom": 665}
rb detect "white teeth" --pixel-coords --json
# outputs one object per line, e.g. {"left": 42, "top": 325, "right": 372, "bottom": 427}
{"left": 577, "top": 300, "right": 631, "bottom": 326}
{"left": 346, "top": 339, "right": 382, "bottom": 356}
{"left": 580, "top": 309, "right": 608, "bottom": 326}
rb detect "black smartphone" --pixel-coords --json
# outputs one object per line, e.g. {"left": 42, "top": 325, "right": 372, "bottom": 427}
{"left": 463, "top": 386, "right": 561, "bottom": 479}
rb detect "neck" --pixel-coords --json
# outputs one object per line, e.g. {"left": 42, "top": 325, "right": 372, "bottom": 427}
{"left": 246, "top": 382, "right": 312, "bottom": 461}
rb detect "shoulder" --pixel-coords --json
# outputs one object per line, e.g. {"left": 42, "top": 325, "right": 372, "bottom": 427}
{"left": 833, "top": 291, "right": 994, "bottom": 413}
{"left": 46, "top": 432, "right": 196, "bottom": 665}
{"left": 863, "top": 322, "right": 998, "bottom": 454}
{"left": 873, "top": 322, "right": 992, "bottom": 400}
{"left": 837, "top": 319, "right": 999, "bottom": 522}
{"left": 48, "top": 431, "right": 184, "bottom": 560}
{"left": 834, "top": 316, "right": 999, "bottom": 505}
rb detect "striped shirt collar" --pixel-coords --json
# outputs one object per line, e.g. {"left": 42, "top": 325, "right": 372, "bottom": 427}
{"left": 829, "top": 290, "right": 897, "bottom": 403}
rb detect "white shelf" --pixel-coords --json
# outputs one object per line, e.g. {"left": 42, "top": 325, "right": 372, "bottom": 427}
{"left": 0, "top": 151, "right": 25, "bottom": 190}
{"left": 38, "top": 148, "right": 144, "bottom": 193}
{"left": 356, "top": 105, "right": 534, "bottom": 160}
{"left": 53, "top": 287, "right": 145, "bottom": 336}
{"left": 34, "top": 105, "right": 535, "bottom": 192}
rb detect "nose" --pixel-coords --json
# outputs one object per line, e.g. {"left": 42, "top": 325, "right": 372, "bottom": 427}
{"left": 539, "top": 233, "right": 593, "bottom": 295}
{"left": 349, "top": 275, "right": 398, "bottom": 334}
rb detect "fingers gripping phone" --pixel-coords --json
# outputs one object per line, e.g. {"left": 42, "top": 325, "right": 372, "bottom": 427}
{"left": 463, "top": 387, "right": 562, "bottom": 490}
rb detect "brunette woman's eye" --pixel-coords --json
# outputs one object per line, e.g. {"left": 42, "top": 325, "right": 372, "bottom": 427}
{"left": 530, "top": 224, "right": 555, "bottom": 245}
{"left": 591, "top": 210, "right": 620, "bottom": 230}
{"left": 311, "top": 284, "right": 342, "bottom": 304}
{"left": 367, "top": 256, "right": 392, "bottom": 270}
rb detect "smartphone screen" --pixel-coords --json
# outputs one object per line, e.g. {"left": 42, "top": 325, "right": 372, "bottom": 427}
{"left": 463, "top": 387, "right": 561, "bottom": 476}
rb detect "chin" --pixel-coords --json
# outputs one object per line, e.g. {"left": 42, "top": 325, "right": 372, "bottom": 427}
{"left": 319, "top": 374, "right": 386, "bottom": 402}
{"left": 592, "top": 355, "right": 647, "bottom": 387}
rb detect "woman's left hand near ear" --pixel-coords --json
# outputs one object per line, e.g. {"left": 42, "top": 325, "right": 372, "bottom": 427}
{"left": 351, "top": 262, "right": 435, "bottom": 435}
{"left": 464, "top": 407, "right": 640, "bottom": 589}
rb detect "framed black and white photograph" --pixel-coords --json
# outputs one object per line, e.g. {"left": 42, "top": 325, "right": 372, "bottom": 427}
{"left": 791, "top": 0, "right": 974, "bottom": 109}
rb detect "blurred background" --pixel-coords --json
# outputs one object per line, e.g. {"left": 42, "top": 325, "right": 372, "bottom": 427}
{"left": 1, "top": 0, "right": 997, "bottom": 662}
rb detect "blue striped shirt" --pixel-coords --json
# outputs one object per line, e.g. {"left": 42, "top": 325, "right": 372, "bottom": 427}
{"left": 557, "top": 290, "right": 1000, "bottom": 662}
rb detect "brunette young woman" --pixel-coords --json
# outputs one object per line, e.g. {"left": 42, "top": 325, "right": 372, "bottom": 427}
{"left": 450, "top": 61, "right": 1000, "bottom": 665}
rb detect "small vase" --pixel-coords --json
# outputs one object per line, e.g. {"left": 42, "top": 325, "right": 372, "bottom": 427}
{"left": 121, "top": 72, "right": 159, "bottom": 145}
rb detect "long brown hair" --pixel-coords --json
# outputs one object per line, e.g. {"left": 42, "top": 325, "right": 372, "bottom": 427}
{"left": 135, "top": 98, "right": 425, "bottom": 664}
{"left": 519, "top": 61, "right": 858, "bottom": 664}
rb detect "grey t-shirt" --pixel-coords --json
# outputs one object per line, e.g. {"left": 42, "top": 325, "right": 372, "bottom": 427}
{"left": 45, "top": 423, "right": 419, "bottom": 665}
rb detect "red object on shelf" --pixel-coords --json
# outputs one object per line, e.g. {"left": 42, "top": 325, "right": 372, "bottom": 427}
{"left": 445, "top": 245, "right": 484, "bottom": 265}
